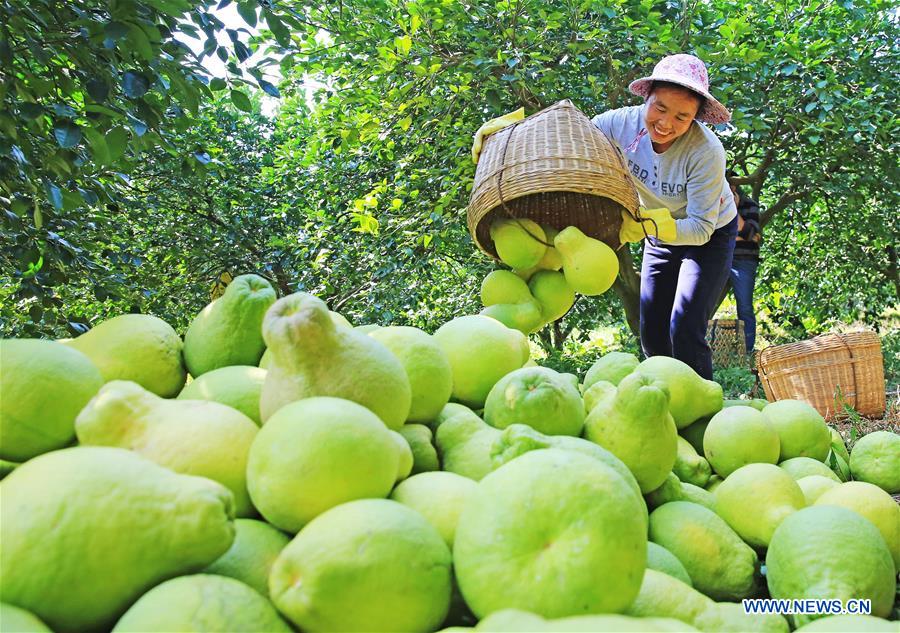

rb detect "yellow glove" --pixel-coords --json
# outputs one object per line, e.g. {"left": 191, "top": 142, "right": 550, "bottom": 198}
{"left": 471, "top": 107, "right": 525, "bottom": 164}
{"left": 619, "top": 208, "right": 677, "bottom": 243}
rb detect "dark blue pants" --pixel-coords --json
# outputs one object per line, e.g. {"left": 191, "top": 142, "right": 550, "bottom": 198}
{"left": 640, "top": 217, "right": 737, "bottom": 380}
{"left": 730, "top": 257, "right": 759, "bottom": 353}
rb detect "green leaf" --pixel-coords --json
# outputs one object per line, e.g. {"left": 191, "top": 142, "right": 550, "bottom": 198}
{"left": 259, "top": 79, "right": 280, "bottom": 97}
{"left": 398, "top": 116, "right": 412, "bottom": 131}
{"left": 104, "top": 21, "right": 130, "bottom": 41}
{"left": 122, "top": 72, "right": 150, "bottom": 98}
{"left": 209, "top": 77, "right": 227, "bottom": 91}
{"left": 264, "top": 10, "right": 291, "bottom": 47}
{"left": 19, "top": 102, "right": 43, "bottom": 120}
{"left": 395, "top": 35, "right": 412, "bottom": 56}
{"left": 53, "top": 122, "right": 82, "bottom": 148}
{"left": 230, "top": 89, "right": 252, "bottom": 112}
{"left": 127, "top": 24, "right": 154, "bottom": 60}
{"left": 44, "top": 181, "right": 62, "bottom": 210}
{"left": 237, "top": 2, "right": 257, "bottom": 28}
{"left": 234, "top": 40, "right": 252, "bottom": 62}
{"left": 106, "top": 126, "right": 129, "bottom": 161}
{"left": 83, "top": 127, "right": 111, "bottom": 164}
{"left": 86, "top": 79, "right": 110, "bottom": 102}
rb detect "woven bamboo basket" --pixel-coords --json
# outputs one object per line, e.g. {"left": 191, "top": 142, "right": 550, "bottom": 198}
{"left": 756, "top": 331, "right": 885, "bottom": 418}
{"left": 468, "top": 99, "right": 639, "bottom": 259}
{"left": 707, "top": 318, "right": 746, "bottom": 367}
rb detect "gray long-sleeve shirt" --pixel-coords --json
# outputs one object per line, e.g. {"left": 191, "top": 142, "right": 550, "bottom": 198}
{"left": 591, "top": 105, "right": 737, "bottom": 246}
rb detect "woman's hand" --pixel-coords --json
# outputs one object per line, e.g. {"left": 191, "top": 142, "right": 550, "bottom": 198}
{"left": 471, "top": 108, "right": 525, "bottom": 164}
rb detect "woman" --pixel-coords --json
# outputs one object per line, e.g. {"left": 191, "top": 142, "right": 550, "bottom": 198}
{"left": 590, "top": 54, "right": 737, "bottom": 380}
{"left": 472, "top": 54, "right": 735, "bottom": 379}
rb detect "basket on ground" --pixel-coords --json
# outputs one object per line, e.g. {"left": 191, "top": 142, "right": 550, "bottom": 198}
{"left": 707, "top": 318, "right": 746, "bottom": 368}
{"left": 467, "top": 100, "right": 639, "bottom": 260}
{"left": 756, "top": 331, "right": 885, "bottom": 418}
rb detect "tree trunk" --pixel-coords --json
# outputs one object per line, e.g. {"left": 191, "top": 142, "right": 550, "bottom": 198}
{"left": 612, "top": 247, "right": 642, "bottom": 339}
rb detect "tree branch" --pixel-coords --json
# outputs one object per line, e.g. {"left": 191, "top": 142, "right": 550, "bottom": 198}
{"left": 760, "top": 188, "right": 812, "bottom": 227}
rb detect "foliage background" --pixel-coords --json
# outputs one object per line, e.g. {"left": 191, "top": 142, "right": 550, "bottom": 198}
{"left": 2, "top": 0, "right": 898, "bottom": 391}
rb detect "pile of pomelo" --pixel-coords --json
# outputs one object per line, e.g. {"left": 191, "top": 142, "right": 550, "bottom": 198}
{"left": 1, "top": 270, "right": 898, "bottom": 633}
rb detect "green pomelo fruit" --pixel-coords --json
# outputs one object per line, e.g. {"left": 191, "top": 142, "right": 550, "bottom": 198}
{"left": 647, "top": 542, "right": 693, "bottom": 587}
{"left": 648, "top": 501, "right": 760, "bottom": 601}
{"left": 399, "top": 423, "right": 440, "bottom": 473}
{"left": 849, "top": 431, "right": 900, "bottom": 494}
{"left": 673, "top": 436, "right": 712, "bottom": 487}
{"left": 513, "top": 264, "right": 541, "bottom": 282}
{"left": 474, "top": 607, "right": 698, "bottom": 632}
{"left": 489, "top": 424, "right": 647, "bottom": 527}
{"left": 369, "top": 326, "right": 454, "bottom": 423}
{"left": 814, "top": 481, "right": 900, "bottom": 569}
{"left": 76, "top": 380, "right": 258, "bottom": 517}
{"left": 714, "top": 463, "right": 806, "bottom": 548}
{"left": 454, "top": 449, "right": 647, "bottom": 618}
{"left": 481, "top": 300, "right": 545, "bottom": 334}
{"left": 625, "top": 569, "right": 788, "bottom": 633}
{"left": 0, "top": 447, "right": 234, "bottom": 632}
{"left": 645, "top": 472, "right": 718, "bottom": 513}
{"left": 260, "top": 292, "right": 411, "bottom": 428}
{"left": 584, "top": 372, "right": 677, "bottom": 493}
{"left": 583, "top": 380, "right": 617, "bottom": 413}
{"left": 1, "top": 339, "right": 103, "bottom": 461}
{"left": 329, "top": 310, "right": 353, "bottom": 328}
{"left": 528, "top": 270, "right": 575, "bottom": 322}
{"left": 762, "top": 399, "right": 831, "bottom": 462}
{"left": 435, "top": 407, "right": 501, "bottom": 481}
{"left": 178, "top": 365, "right": 266, "bottom": 425}
{"left": 560, "top": 372, "right": 580, "bottom": 391}
{"left": 430, "top": 402, "right": 479, "bottom": 432}
{"left": 0, "top": 459, "right": 17, "bottom": 480}
{"left": 828, "top": 427, "right": 851, "bottom": 463}
{"left": 794, "top": 615, "right": 898, "bottom": 632}
{"left": 390, "top": 429, "right": 414, "bottom": 482}
{"left": 490, "top": 218, "right": 548, "bottom": 270}
{"left": 247, "top": 397, "right": 400, "bottom": 533}
{"left": 480, "top": 269, "right": 534, "bottom": 306}
{"left": 724, "top": 398, "right": 768, "bottom": 411}
{"left": 203, "top": 518, "right": 290, "bottom": 598}
{"left": 778, "top": 456, "right": 840, "bottom": 482}
{"left": 705, "top": 475, "right": 723, "bottom": 492}
{"left": 765, "top": 506, "right": 895, "bottom": 620}
{"left": 433, "top": 316, "right": 528, "bottom": 408}
{"left": 0, "top": 603, "right": 52, "bottom": 632}
{"left": 65, "top": 313, "right": 186, "bottom": 397}
{"left": 112, "top": 574, "right": 291, "bottom": 632}
{"left": 390, "top": 471, "right": 479, "bottom": 548}
{"left": 796, "top": 475, "right": 840, "bottom": 505}
{"left": 183, "top": 274, "right": 276, "bottom": 377}
{"left": 635, "top": 356, "right": 723, "bottom": 428}
{"left": 258, "top": 347, "right": 273, "bottom": 368}
{"left": 703, "top": 406, "right": 780, "bottom": 477}
{"left": 583, "top": 351, "right": 640, "bottom": 389}
{"left": 554, "top": 226, "right": 619, "bottom": 296}
{"left": 679, "top": 417, "right": 710, "bottom": 456}
{"left": 270, "top": 498, "right": 452, "bottom": 632}
{"left": 484, "top": 366, "right": 585, "bottom": 436}
{"left": 537, "top": 225, "right": 563, "bottom": 270}
{"left": 355, "top": 323, "right": 382, "bottom": 334}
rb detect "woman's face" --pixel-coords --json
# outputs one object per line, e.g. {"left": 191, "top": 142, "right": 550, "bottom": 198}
{"left": 644, "top": 85, "right": 702, "bottom": 151}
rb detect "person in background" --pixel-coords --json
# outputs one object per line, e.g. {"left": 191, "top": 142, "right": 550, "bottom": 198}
{"left": 726, "top": 170, "right": 762, "bottom": 355}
